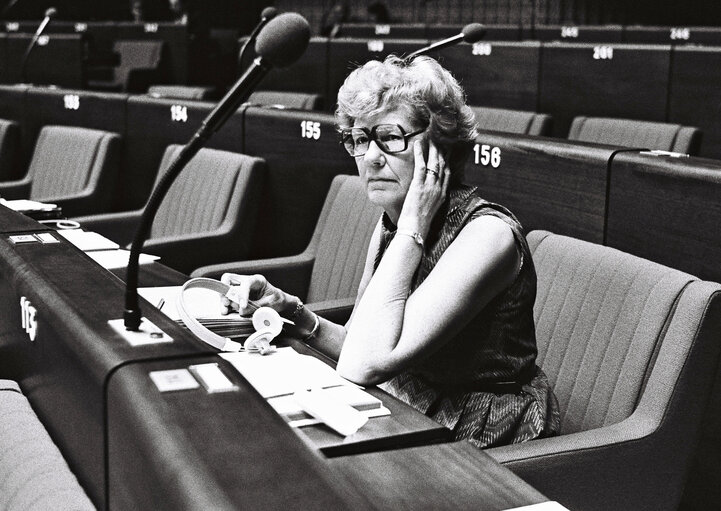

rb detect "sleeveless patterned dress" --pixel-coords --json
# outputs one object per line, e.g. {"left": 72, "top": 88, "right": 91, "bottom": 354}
{"left": 376, "top": 184, "right": 560, "bottom": 448}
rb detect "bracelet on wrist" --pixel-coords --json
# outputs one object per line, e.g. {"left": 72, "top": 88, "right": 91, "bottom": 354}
{"left": 395, "top": 229, "right": 424, "bottom": 248}
{"left": 303, "top": 312, "right": 320, "bottom": 342}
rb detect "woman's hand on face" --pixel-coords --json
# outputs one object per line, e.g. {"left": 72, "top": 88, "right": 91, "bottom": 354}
{"left": 219, "top": 273, "right": 290, "bottom": 316}
{"left": 397, "top": 139, "right": 450, "bottom": 236}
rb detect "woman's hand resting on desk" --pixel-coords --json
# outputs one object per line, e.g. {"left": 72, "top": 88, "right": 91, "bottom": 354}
{"left": 220, "top": 273, "right": 298, "bottom": 317}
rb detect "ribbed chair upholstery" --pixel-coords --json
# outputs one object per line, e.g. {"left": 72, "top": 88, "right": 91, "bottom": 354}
{"left": 471, "top": 106, "right": 553, "bottom": 136}
{"left": 192, "top": 174, "right": 381, "bottom": 320}
{"left": 0, "top": 118, "right": 20, "bottom": 181}
{"left": 0, "top": 380, "right": 94, "bottom": 510}
{"left": 486, "top": 231, "right": 721, "bottom": 511}
{"left": 0, "top": 125, "right": 121, "bottom": 216}
{"left": 246, "top": 90, "right": 324, "bottom": 110}
{"left": 73, "top": 145, "right": 265, "bottom": 273}
{"left": 568, "top": 116, "right": 702, "bottom": 154}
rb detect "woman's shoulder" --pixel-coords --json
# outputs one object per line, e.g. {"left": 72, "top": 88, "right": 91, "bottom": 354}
{"left": 448, "top": 184, "right": 526, "bottom": 236}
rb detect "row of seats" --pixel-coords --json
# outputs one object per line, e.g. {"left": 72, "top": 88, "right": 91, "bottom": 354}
{"left": 240, "top": 37, "right": 721, "bottom": 159}
{"left": 334, "top": 22, "right": 721, "bottom": 45}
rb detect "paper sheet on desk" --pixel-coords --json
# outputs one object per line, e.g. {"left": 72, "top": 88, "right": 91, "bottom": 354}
{"left": 220, "top": 347, "right": 357, "bottom": 398}
{"left": 57, "top": 229, "right": 120, "bottom": 251}
{"left": 86, "top": 249, "right": 159, "bottom": 270}
{"left": 0, "top": 199, "right": 57, "bottom": 211}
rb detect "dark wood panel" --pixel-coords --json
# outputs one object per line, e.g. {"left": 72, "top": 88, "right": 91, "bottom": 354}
{"left": 331, "top": 441, "right": 548, "bottom": 510}
{"left": 607, "top": 150, "right": 721, "bottom": 283}
{"left": 668, "top": 46, "right": 721, "bottom": 160}
{"left": 539, "top": 43, "right": 671, "bottom": 137}
{"left": 433, "top": 41, "right": 541, "bottom": 111}
{"left": 464, "top": 130, "right": 618, "bottom": 243}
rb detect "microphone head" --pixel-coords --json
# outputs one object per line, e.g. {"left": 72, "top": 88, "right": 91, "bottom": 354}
{"left": 44, "top": 7, "right": 57, "bottom": 18}
{"left": 261, "top": 6, "right": 278, "bottom": 21}
{"left": 255, "top": 12, "right": 310, "bottom": 68}
{"left": 461, "top": 23, "right": 486, "bottom": 43}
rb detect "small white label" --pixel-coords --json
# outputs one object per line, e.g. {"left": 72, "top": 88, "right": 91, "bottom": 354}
{"left": 37, "top": 35, "right": 50, "bottom": 46}
{"left": 170, "top": 104, "right": 188, "bottom": 122}
{"left": 472, "top": 42, "right": 492, "bottom": 56}
{"left": 9, "top": 235, "right": 39, "bottom": 244}
{"left": 561, "top": 26, "right": 579, "bottom": 38}
{"left": 189, "top": 363, "right": 237, "bottom": 393}
{"left": 144, "top": 23, "right": 158, "bottom": 33}
{"left": 74, "top": 23, "right": 87, "bottom": 32}
{"left": 367, "top": 40, "right": 384, "bottom": 52}
{"left": 35, "top": 233, "right": 59, "bottom": 243}
{"left": 593, "top": 45, "right": 614, "bottom": 60}
{"left": 300, "top": 120, "right": 321, "bottom": 140}
{"left": 149, "top": 369, "right": 200, "bottom": 392}
{"left": 375, "top": 24, "right": 390, "bottom": 35}
{"left": 64, "top": 94, "right": 80, "bottom": 110}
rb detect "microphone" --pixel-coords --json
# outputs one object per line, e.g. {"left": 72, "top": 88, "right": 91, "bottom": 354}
{"left": 237, "top": 6, "right": 277, "bottom": 76}
{"left": 405, "top": 23, "right": 486, "bottom": 60}
{"left": 122, "top": 12, "right": 310, "bottom": 332}
{"left": 20, "top": 7, "right": 57, "bottom": 84}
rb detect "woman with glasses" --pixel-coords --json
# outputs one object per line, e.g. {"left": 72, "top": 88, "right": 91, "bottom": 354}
{"left": 222, "top": 55, "right": 559, "bottom": 448}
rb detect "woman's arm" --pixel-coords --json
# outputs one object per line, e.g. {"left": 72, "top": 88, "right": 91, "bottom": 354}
{"left": 337, "top": 214, "right": 520, "bottom": 385}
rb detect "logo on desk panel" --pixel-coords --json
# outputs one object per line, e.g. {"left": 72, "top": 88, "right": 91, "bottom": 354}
{"left": 19, "top": 297, "right": 37, "bottom": 342}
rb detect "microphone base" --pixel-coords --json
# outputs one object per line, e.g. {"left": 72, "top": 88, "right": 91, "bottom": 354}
{"left": 108, "top": 318, "right": 174, "bottom": 347}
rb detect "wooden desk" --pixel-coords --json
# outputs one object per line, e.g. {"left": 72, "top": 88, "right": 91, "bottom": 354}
{"left": 330, "top": 441, "right": 549, "bottom": 510}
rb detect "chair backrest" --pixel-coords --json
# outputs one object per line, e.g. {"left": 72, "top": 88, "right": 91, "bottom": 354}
{"left": 113, "top": 40, "right": 166, "bottom": 90}
{"left": 0, "top": 380, "right": 94, "bottom": 510}
{"left": 150, "top": 144, "right": 264, "bottom": 240}
{"left": 28, "top": 125, "right": 121, "bottom": 207}
{"left": 306, "top": 175, "right": 381, "bottom": 303}
{"left": 568, "top": 116, "right": 701, "bottom": 154}
{"left": 0, "top": 118, "right": 19, "bottom": 181}
{"left": 471, "top": 106, "right": 552, "bottom": 136}
{"left": 528, "top": 230, "right": 696, "bottom": 434}
{"left": 247, "top": 90, "right": 323, "bottom": 110}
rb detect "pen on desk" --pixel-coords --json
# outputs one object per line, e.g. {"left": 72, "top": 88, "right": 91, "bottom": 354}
{"left": 156, "top": 298, "right": 165, "bottom": 311}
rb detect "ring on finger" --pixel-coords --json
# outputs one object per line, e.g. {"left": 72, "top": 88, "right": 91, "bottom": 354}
{"left": 426, "top": 167, "right": 439, "bottom": 177}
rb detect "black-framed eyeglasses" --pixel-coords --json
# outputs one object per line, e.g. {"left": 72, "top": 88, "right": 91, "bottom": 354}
{"left": 340, "top": 124, "right": 426, "bottom": 157}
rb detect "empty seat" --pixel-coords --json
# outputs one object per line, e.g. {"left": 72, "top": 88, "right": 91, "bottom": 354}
{"left": 486, "top": 230, "right": 721, "bottom": 511}
{"left": 246, "top": 91, "right": 323, "bottom": 110}
{"left": 568, "top": 116, "right": 701, "bottom": 154}
{"left": 88, "top": 40, "right": 167, "bottom": 93}
{"left": 0, "top": 125, "right": 121, "bottom": 217}
{"left": 0, "top": 118, "right": 20, "bottom": 181}
{"left": 471, "top": 106, "right": 552, "bottom": 136}
{"left": 74, "top": 144, "right": 265, "bottom": 274}
{"left": 192, "top": 174, "right": 381, "bottom": 322}
{"left": 0, "top": 380, "right": 94, "bottom": 510}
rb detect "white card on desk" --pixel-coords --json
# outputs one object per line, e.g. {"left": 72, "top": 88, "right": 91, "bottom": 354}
{"left": 220, "top": 347, "right": 356, "bottom": 398}
{"left": 57, "top": 229, "right": 120, "bottom": 251}
{"left": 86, "top": 249, "right": 159, "bottom": 269}
{"left": 0, "top": 199, "right": 57, "bottom": 211}
{"left": 504, "top": 502, "right": 570, "bottom": 510}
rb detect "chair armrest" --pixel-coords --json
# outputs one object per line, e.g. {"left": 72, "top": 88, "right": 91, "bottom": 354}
{"left": 307, "top": 297, "right": 355, "bottom": 324}
{"left": 190, "top": 253, "right": 316, "bottom": 300}
{"left": 73, "top": 210, "right": 143, "bottom": 246}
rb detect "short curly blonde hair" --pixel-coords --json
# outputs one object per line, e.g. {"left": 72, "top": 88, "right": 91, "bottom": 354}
{"left": 336, "top": 55, "right": 478, "bottom": 179}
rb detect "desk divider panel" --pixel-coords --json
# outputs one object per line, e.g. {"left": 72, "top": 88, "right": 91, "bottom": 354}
{"left": 465, "top": 131, "right": 618, "bottom": 244}
{"left": 668, "top": 46, "right": 721, "bottom": 159}
{"left": 24, "top": 87, "right": 129, "bottom": 160}
{"left": 538, "top": 42, "right": 671, "bottom": 137}
{"left": 533, "top": 24, "right": 624, "bottom": 42}
{"left": 123, "top": 95, "right": 224, "bottom": 211}
{"left": 623, "top": 25, "right": 721, "bottom": 45}
{"left": 0, "top": 84, "right": 29, "bottom": 179}
{"left": 327, "top": 38, "right": 427, "bottom": 110}
{"left": 240, "top": 37, "right": 329, "bottom": 106}
{"left": 4, "top": 33, "right": 85, "bottom": 89}
{"left": 243, "top": 106, "right": 356, "bottom": 259}
{"left": 432, "top": 41, "right": 541, "bottom": 111}
{"left": 606, "top": 151, "right": 721, "bottom": 283}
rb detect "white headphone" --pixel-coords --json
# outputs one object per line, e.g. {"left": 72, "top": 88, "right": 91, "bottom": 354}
{"left": 176, "top": 277, "right": 284, "bottom": 353}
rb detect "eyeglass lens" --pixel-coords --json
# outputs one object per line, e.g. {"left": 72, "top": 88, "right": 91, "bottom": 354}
{"left": 343, "top": 124, "right": 407, "bottom": 156}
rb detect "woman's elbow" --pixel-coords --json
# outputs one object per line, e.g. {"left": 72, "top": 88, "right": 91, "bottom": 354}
{"left": 336, "top": 357, "right": 390, "bottom": 386}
